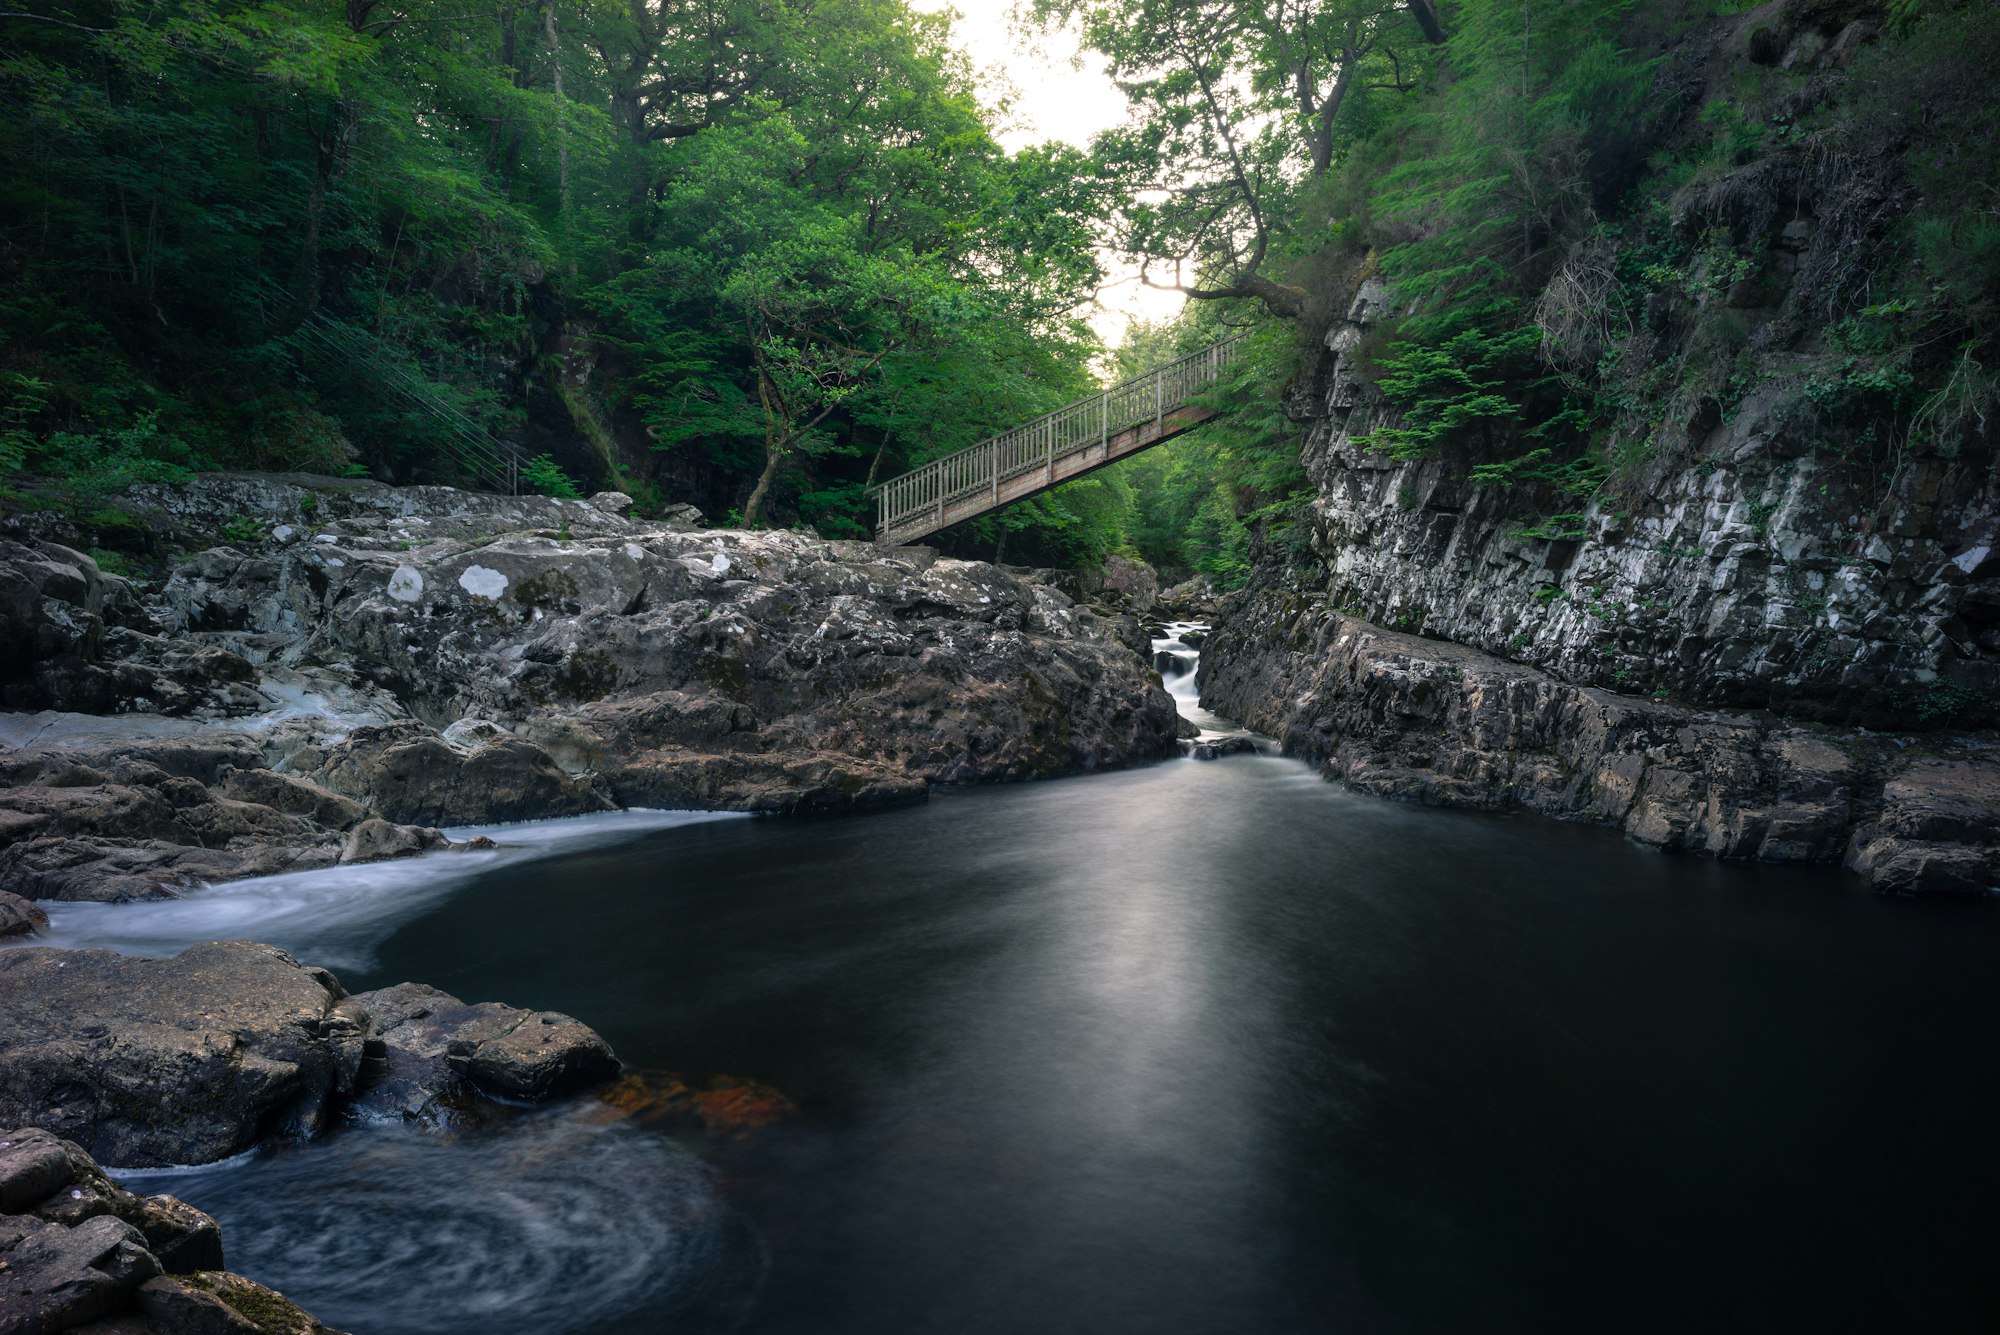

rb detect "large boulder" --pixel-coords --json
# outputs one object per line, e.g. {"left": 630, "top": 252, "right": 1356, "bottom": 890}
{"left": 307, "top": 721, "right": 614, "bottom": 827}
{"left": 0, "top": 540, "right": 138, "bottom": 713}
{"left": 0, "top": 892, "right": 46, "bottom": 939}
{"left": 1844, "top": 760, "right": 2000, "bottom": 896}
{"left": 0, "top": 942, "right": 375, "bottom": 1168}
{"left": 0, "top": 943, "right": 626, "bottom": 1169}
{"left": 345, "top": 983, "right": 619, "bottom": 1122}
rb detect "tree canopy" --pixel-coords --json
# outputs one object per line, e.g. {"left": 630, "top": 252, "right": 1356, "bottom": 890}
{"left": 0, "top": 0, "right": 1129, "bottom": 562}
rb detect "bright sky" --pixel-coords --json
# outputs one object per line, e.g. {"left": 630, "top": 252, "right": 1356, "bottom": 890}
{"left": 907, "top": 0, "right": 1187, "bottom": 346}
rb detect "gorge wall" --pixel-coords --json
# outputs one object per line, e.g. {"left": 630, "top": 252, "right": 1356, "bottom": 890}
{"left": 1200, "top": 1, "right": 1999, "bottom": 894}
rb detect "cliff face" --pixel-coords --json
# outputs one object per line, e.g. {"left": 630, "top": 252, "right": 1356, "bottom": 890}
{"left": 1291, "top": 277, "right": 1996, "bottom": 725}
{"left": 1199, "top": 2, "right": 1999, "bottom": 891}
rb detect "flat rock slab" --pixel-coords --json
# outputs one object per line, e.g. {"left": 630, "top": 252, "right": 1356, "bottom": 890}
{"left": 0, "top": 942, "right": 372, "bottom": 1169}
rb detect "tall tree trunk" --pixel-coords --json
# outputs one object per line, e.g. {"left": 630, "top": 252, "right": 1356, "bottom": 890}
{"left": 1406, "top": 0, "right": 1446, "bottom": 45}
{"left": 1308, "top": 59, "right": 1358, "bottom": 176}
{"left": 545, "top": 7, "right": 571, "bottom": 233}
{"left": 742, "top": 366, "right": 787, "bottom": 526}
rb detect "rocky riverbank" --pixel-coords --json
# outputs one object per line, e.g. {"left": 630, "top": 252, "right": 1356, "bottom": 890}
{"left": 1, "top": 1126, "right": 348, "bottom": 1334}
{"left": 0, "top": 473, "right": 1177, "bottom": 902}
{"left": 0, "top": 939, "right": 619, "bottom": 1167}
{"left": 1200, "top": 587, "right": 1999, "bottom": 895}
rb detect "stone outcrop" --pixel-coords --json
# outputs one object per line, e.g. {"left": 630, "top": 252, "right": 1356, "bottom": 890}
{"left": 0, "top": 893, "right": 45, "bottom": 939}
{"left": 0, "top": 475, "right": 1176, "bottom": 897}
{"left": 1250, "top": 0, "right": 1998, "bottom": 732}
{"left": 1285, "top": 276, "right": 1997, "bottom": 727}
{"left": 344, "top": 983, "right": 618, "bottom": 1124}
{"left": 0, "top": 1126, "right": 346, "bottom": 1334}
{"left": 0, "top": 734, "right": 447, "bottom": 903}
{"left": 1185, "top": 2, "right": 1997, "bottom": 890}
{"left": 0, "top": 943, "right": 376, "bottom": 1168}
{"left": 0, "top": 941, "right": 622, "bottom": 1168}
{"left": 1199, "top": 590, "right": 1998, "bottom": 895}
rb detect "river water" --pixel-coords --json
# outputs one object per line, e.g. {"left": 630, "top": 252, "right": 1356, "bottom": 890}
{"left": 65, "top": 626, "right": 2000, "bottom": 1332}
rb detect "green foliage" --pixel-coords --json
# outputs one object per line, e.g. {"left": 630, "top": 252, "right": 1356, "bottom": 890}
{"left": 1112, "top": 319, "right": 1310, "bottom": 586}
{"left": 522, "top": 453, "right": 583, "bottom": 499}
{"left": 0, "top": 0, "right": 1109, "bottom": 555}
{"left": 221, "top": 516, "right": 268, "bottom": 545}
{"left": 1358, "top": 326, "right": 1542, "bottom": 458}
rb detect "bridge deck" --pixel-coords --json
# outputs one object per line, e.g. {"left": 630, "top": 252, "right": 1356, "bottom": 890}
{"left": 867, "top": 334, "right": 1245, "bottom": 545}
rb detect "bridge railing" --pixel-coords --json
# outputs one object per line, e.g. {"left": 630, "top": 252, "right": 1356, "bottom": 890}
{"left": 867, "top": 333, "right": 1248, "bottom": 540}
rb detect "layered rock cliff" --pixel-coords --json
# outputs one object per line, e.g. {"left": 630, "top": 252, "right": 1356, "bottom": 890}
{"left": 1199, "top": 1, "right": 1999, "bottom": 894}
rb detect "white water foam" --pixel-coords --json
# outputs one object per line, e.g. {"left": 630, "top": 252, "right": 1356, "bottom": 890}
{"left": 28, "top": 809, "right": 743, "bottom": 970}
{"left": 1152, "top": 620, "right": 1255, "bottom": 743}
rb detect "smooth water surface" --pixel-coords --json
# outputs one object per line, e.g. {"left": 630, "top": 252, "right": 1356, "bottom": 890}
{"left": 58, "top": 634, "right": 2000, "bottom": 1333}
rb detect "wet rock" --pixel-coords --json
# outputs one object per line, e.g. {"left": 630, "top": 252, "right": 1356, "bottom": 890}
{"left": 1186, "top": 736, "right": 1257, "bottom": 761}
{"left": 132, "top": 1274, "right": 266, "bottom": 1333}
{"left": 1200, "top": 597, "right": 1999, "bottom": 892}
{"left": 0, "top": 892, "right": 47, "bottom": 939}
{"left": 0, "top": 1125, "right": 343, "bottom": 1334}
{"left": 312, "top": 722, "right": 613, "bottom": 828}
{"left": 0, "top": 837, "right": 342, "bottom": 905}
{"left": 147, "top": 1271, "right": 347, "bottom": 1335}
{"left": 345, "top": 983, "right": 619, "bottom": 1122}
{"left": 2, "top": 475, "right": 1176, "bottom": 898}
{"left": 2, "top": 1129, "right": 224, "bottom": 1275}
{"left": 0, "top": 1212, "right": 158, "bottom": 1332}
{"left": 1156, "top": 576, "right": 1220, "bottom": 620}
{"left": 0, "top": 540, "right": 138, "bottom": 714}
{"left": 337, "top": 818, "right": 448, "bottom": 865}
{"left": 1844, "top": 761, "right": 2000, "bottom": 896}
{"left": 0, "top": 735, "right": 368, "bottom": 902}
{"left": 211, "top": 769, "right": 366, "bottom": 832}
{"left": 0, "top": 942, "right": 375, "bottom": 1168}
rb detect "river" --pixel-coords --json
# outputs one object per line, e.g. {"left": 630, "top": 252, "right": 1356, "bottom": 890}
{"left": 63, "top": 625, "right": 2000, "bottom": 1332}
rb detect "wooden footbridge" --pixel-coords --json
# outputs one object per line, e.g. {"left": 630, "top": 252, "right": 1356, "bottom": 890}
{"left": 867, "top": 334, "right": 1247, "bottom": 544}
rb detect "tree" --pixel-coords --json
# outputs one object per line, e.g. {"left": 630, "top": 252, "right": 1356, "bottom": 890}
{"left": 1033, "top": 0, "right": 1442, "bottom": 319}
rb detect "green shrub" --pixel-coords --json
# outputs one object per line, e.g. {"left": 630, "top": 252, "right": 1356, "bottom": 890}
{"left": 521, "top": 453, "right": 583, "bottom": 499}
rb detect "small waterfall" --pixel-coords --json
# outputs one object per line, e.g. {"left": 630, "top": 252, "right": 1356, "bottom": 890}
{"left": 1149, "top": 620, "right": 1258, "bottom": 758}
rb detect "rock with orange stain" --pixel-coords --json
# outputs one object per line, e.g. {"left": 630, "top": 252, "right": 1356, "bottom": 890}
{"left": 598, "top": 1070, "right": 796, "bottom": 1138}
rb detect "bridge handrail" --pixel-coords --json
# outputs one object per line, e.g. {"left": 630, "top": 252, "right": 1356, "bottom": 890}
{"left": 866, "top": 333, "right": 1248, "bottom": 537}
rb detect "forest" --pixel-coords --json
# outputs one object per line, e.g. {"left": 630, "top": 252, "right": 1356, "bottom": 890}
{"left": 3, "top": 0, "right": 1995, "bottom": 580}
